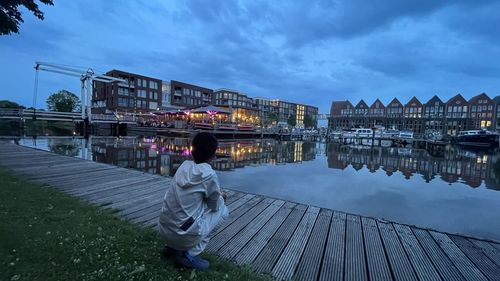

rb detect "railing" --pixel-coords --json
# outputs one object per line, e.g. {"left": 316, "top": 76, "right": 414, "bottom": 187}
{"left": 0, "top": 108, "right": 81, "bottom": 119}
{"left": 92, "top": 114, "right": 137, "bottom": 123}
{"left": 0, "top": 108, "right": 138, "bottom": 123}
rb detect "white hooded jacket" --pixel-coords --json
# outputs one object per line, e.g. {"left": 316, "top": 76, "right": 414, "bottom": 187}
{"left": 158, "top": 160, "right": 223, "bottom": 248}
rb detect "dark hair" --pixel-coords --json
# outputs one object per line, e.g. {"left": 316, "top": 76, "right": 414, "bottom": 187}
{"left": 191, "top": 132, "right": 218, "bottom": 164}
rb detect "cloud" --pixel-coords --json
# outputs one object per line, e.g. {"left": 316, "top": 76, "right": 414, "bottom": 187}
{"left": 1, "top": 0, "right": 500, "bottom": 115}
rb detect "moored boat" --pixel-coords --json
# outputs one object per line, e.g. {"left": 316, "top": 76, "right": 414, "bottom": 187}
{"left": 457, "top": 130, "right": 499, "bottom": 147}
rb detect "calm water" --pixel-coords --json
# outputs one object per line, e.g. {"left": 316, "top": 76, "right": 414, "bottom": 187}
{"left": 19, "top": 136, "right": 500, "bottom": 241}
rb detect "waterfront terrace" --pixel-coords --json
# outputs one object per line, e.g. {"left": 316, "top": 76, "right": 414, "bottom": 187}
{"left": 329, "top": 93, "right": 500, "bottom": 136}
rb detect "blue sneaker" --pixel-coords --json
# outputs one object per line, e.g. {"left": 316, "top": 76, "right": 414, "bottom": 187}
{"left": 175, "top": 251, "right": 210, "bottom": 270}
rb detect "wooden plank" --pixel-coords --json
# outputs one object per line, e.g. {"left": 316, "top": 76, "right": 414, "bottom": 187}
{"left": 449, "top": 235, "right": 500, "bottom": 281}
{"left": 127, "top": 202, "right": 163, "bottom": 223}
{"left": 271, "top": 206, "right": 320, "bottom": 281}
{"left": 52, "top": 171, "right": 139, "bottom": 189}
{"left": 218, "top": 200, "right": 285, "bottom": 259}
{"left": 225, "top": 194, "right": 256, "bottom": 214}
{"left": 362, "top": 217, "right": 393, "bottom": 281}
{"left": 7, "top": 158, "right": 81, "bottom": 169}
{"left": 30, "top": 169, "right": 123, "bottom": 185}
{"left": 211, "top": 195, "right": 263, "bottom": 237}
{"left": 345, "top": 214, "right": 368, "bottom": 281}
{"left": 294, "top": 209, "right": 332, "bottom": 281}
{"left": 69, "top": 177, "right": 163, "bottom": 197}
{"left": 80, "top": 180, "right": 166, "bottom": 203}
{"left": 378, "top": 221, "right": 418, "bottom": 281}
{"left": 469, "top": 239, "right": 500, "bottom": 268}
{"left": 319, "top": 211, "right": 346, "bottom": 281}
{"left": 106, "top": 189, "right": 165, "bottom": 211}
{"left": 25, "top": 166, "right": 116, "bottom": 181}
{"left": 206, "top": 198, "right": 274, "bottom": 252}
{"left": 491, "top": 243, "right": 500, "bottom": 252}
{"left": 224, "top": 191, "right": 246, "bottom": 205}
{"left": 233, "top": 202, "right": 295, "bottom": 265}
{"left": 118, "top": 196, "right": 164, "bottom": 217}
{"left": 393, "top": 224, "right": 441, "bottom": 281}
{"left": 412, "top": 228, "right": 465, "bottom": 281}
{"left": 252, "top": 204, "right": 307, "bottom": 274}
{"left": 430, "top": 231, "right": 488, "bottom": 281}
{"left": 131, "top": 205, "right": 163, "bottom": 225}
{"left": 87, "top": 185, "right": 165, "bottom": 208}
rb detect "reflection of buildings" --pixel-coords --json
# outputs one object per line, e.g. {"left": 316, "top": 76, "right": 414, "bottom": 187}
{"left": 91, "top": 137, "right": 317, "bottom": 176}
{"left": 327, "top": 143, "right": 500, "bottom": 190}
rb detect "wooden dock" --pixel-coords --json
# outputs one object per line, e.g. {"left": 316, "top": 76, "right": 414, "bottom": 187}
{"left": 1, "top": 141, "right": 500, "bottom": 281}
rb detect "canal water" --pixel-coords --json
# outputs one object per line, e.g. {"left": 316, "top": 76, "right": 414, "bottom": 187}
{"left": 18, "top": 136, "right": 500, "bottom": 241}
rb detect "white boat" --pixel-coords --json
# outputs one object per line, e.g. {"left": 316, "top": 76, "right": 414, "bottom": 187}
{"left": 342, "top": 128, "right": 373, "bottom": 138}
{"left": 394, "top": 130, "right": 414, "bottom": 147}
{"left": 457, "top": 130, "right": 499, "bottom": 147}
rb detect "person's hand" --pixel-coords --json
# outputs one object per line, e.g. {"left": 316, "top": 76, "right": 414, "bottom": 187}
{"left": 221, "top": 191, "right": 228, "bottom": 202}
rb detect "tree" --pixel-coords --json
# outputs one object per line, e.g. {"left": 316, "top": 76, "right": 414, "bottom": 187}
{"left": 264, "top": 112, "right": 278, "bottom": 126}
{"left": 46, "top": 90, "right": 81, "bottom": 112}
{"left": 0, "top": 100, "right": 25, "bottom": 109}
{"left": 1, "top": 0, "right": 54, "bottom": 35}
{"left": 304, "top": 114, "right": 314, "bottom": 128}
{"left": 287, "top": 114, "right": 297, "bottom": 127}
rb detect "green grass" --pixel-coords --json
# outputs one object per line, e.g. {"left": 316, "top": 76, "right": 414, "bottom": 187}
{"left": 0, "top": 169, "right": 266, "bottom": 281}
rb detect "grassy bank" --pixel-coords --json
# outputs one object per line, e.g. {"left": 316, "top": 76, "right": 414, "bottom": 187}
{"left": 0, "top": 169, "right": 264, "bottom": 281}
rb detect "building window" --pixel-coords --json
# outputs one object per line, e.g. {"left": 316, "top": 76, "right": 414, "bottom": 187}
{"left": 118, "top": 87, "right": 129, "bottom": 96}
{"left": 118, "top": 98, "right": 128, "bottom": 107}
{"left": 149, "top": 101, "right": 158, "bottom": 110}
{"left": 138, "top": 89, "right": 147, "bottom": 98}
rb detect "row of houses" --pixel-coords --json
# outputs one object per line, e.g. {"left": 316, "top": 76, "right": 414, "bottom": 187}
{"left": 92, "top": 70, "right": 318, "bottom": 128}
{"left": 329, "top": 93, "right": 500, "bottom": 135}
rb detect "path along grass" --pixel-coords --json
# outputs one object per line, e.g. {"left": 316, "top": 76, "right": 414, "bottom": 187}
{"left": 0, "top": 169, "right": 265, "bottom": 281}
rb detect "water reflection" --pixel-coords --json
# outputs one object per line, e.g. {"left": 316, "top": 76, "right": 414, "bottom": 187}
{"left": 48, "top": 138, "right": 81, "bottom": 157}
{"left": 89, "top": 136, "right": 317, "bottom": 177}
{"left": 327, "top": 143, "right": 500, "bottom": 190}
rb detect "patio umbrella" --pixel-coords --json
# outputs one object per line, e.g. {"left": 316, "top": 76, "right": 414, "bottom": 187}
{"left": 190, "top": 105, "right": 231, "bottom": 115}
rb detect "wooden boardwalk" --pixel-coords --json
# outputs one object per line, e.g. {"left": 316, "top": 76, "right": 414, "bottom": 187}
{"left": 1, "top": 141, "right": 500, "bottom": 281}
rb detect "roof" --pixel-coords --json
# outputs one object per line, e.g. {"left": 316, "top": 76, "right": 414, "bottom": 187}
{"left": 370, "top": 99, "right": 386, "bottom": 109}
{"left": 354, "top": 99, "right": 369, "bottom": 109}
{"left": 405, "top": 96, "right": 423, "bottom": 107}
{"left": 330, "top": 101, "right": 353, "bottom": 115}
{"left": 446, "top": 94, "right": 467, "bottom": 105}
{"left": 468, "top": 92, "right": 492, "bottom": 104}
{"left": 424, "top": 95, "right": 444, "bottom": 106}
{"left": 387, "top": 98, "right": 403, "bottom": 107}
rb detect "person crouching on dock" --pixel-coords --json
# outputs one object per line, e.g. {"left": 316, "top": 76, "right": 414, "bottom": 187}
{"left": 158, "top": 132, "right": 229, "bottom": 270}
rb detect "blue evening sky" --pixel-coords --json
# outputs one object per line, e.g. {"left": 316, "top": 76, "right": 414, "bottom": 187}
{"left": 1, "top": 0, "right": 500, "bottom": 114}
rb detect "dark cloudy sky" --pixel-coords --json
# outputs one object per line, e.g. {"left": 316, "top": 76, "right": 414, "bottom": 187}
{"left": 1, "top": 0, "right": 500, "bottom": 114}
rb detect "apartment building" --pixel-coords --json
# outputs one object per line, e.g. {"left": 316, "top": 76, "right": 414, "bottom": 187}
{"left": 91, "top": 70, "right": 318, "bottom": 127}
{"left": 169, "top": 80, "right": 213, "bottom": 108}
{"left": 92, "top": 70, "right": 162, "bottom": 114}
{"left": 213, "top": 89, "right": 260, "bottom": 125}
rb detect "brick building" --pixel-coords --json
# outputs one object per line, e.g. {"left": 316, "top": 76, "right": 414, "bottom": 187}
{"left": 329, "top": 93, "right": 498, "bottom": 136}
{"left": 169, "top": 80, "right": 213, "bottom": 108}
{"left": 92, "top": 70, "right": 162, "bottom": 114}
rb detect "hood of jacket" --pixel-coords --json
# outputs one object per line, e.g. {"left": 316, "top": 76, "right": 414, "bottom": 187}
{"left": 174, "top": 160, "right": 215, "bottom": 188}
